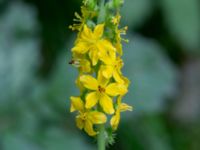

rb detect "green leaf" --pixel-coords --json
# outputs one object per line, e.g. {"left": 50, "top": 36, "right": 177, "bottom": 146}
{"left": 161, "top": 0, "right": 200, "bottom": 54}
{"left": 46, "top": 35, "right": 79, "bottom": 110}
{"left": 2, "top": 128, "right": 95, "bottom": 150}
{"left": 123, "top": 34, "right": 178, "bottom": 113}
{"left": 2, "top": 132, "right": 41, "bottom": 150}
{"left": 41, "top": 127, "right": 94, "bottom": 150}
{"left": 121, "top": 0, "right": 154, "bottom": 28}
{"left": 0, "top": 1, "right": 39, "bottom": 110}
{"left": 119, "top": 115, "right": 173, "bottom": 150}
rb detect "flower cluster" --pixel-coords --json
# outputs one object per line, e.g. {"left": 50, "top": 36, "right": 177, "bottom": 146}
{"left": 69, "top": 0, "right": 132, "bottom": 137}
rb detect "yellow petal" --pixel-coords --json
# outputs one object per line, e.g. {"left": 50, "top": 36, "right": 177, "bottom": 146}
{"left": 89, "top": 48, "right": 99, "bottom": 66}
{"left": 106, "top": 83, "right": 128, "bottom": 96}
{"left": 120, "top": 103, "right": 133, "bottom": 112}
{"left": 122, "top": 76, "right": 131, "bottom": 88}
{"left": 97, "top": 70, "right": 109, "bottom": 87}
{"left": 98, "top": 41, "right": 116, "bottom": 65}
{"left": 108, "top": 49, "right": 117, "bottom": 62}
{"left": 110, "top": 113, "right": 120, "bottom": 130}
{"left": 84, "top": 120, "right": 97, "bottom": 136}
{"left": 113, "top": 70, "right": 124, "bottom": 83}
{"left": 101, "top": 39, "right": 116, "bottom": 52}
{"left": 75, "top": 77, "right": 84, "bottom": 92}
{"left": 93, "top": 24, "right": 104, "bottom": 38}
{"left": 80, "top": 75, "right": 98, "bottom": 90}
{"left": 96, "top": 41, "right": 107, "bottom": 56}
{"left": 80, "top": 59, "right": 91, "bottom": 73}
{"left": 71, "top": 42, "right": 89, "bottom": 54}
{"left": 76, "top": 116, "right": 84, "bottom": 129}
{"left": 70, "top": 96, "right": 84, "bottom": 112}
{"left": 88, "top": 111, "right": 107, "bottom": 124}
{"left": 115, "top": 42, "right": 123, "bottom": 56}
{"left": 85, "top": 92, "right": 99, "bottom": 109}
{"left": 101, "top": 65, "right": 113, "bottom": 79}
{"left": 99, "top": 94, "right": 114, "bottom": 114}
{"left": 81, "top": 24, "right": 93, "bottom": 40}
{"left": 100, "top": 55, "right": 113, "bottom": 65}
{"left": 116, "top": 95, "right": 122, "bottom": 105}
{"left": 70, "top": 103, "right": 75, "bottom": 112}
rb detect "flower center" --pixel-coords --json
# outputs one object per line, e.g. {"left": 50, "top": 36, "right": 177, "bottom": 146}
{"left": 81, "top": 113, "right": 87, "bottom": 120}
{"left": 98, "top": 85, "right": 105, "bottom": 93}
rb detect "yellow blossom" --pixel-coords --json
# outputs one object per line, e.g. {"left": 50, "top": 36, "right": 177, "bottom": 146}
{"left": 79, "top": 73, "right": 128, "bottom": 114}
{"left": 111, "top": 13, "right": 121, "bottom": 25}
{"left": 110, "top": 96, "right": 132, "bottom": 130}
{"left": 100, "top": 55, "right": 125, "bottom": 83}
{"left": 70, "top": 96, "right": 107, "bottom": 136}
{"left": 72, "top": 24, "right": 116, "bottom": 65}
{"left": 69, "top": 0, "right": 133, "bottom": 139}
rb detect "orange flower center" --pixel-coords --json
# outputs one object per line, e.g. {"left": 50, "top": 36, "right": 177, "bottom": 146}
{"left": 98, "top": 85, "right": 105, "bottom": 93}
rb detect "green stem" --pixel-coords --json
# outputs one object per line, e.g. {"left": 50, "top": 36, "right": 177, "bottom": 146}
{"left": 97, "top": 0, "right": 106, "bottom": 23}
{"left": 97, "top": 1, "right": 106, "bottom": 150}
{"left": 97, "top": 124, "right": 106, "bottom": 150}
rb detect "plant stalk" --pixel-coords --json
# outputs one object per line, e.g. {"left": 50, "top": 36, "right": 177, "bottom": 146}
{"left": 97, "top": 124, "right": 106, "bottom": 150}
{"left": 97, "top": 0, "right": 106, "bottom": 150}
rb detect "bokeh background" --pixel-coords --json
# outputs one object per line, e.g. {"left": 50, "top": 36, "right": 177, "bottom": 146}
{"left": 0, "top": 0, "right": 200, "bottom": 149}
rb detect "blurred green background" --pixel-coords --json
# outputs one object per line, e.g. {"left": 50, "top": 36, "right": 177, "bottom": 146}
{"left": 0, "top": 0, "right": 200, "bottom": 149}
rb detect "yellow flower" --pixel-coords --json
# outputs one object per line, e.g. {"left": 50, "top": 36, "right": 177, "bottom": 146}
{"left": 79, "top": 73, "right": 128, "bottom": 114}
{"left": 70, "top": 96, "right": 107, "bottom": 136}
{"left": 110, "top": 96, "right": 132, "bottom": 130}
{"left": 111, "top": 13, "right": 121, "bottom": 25}
{"left": 72, "top": 24, "right": 116, "bottom": 65}
{"left": 100, "top": 55, "right": 125, "bottom": 83}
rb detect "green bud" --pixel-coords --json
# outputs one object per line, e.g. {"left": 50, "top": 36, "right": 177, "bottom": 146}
{"left": 106, "top": 0, "right": 124, "bottom": 10}
{"left": 84, "top": 0, "right": 97, "bottom": 9}
{"left": 113, "top": 0, "right": 124, "bottom": 8}
{"left": 106, "top": 127, "right": 116, "bottom": 146}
